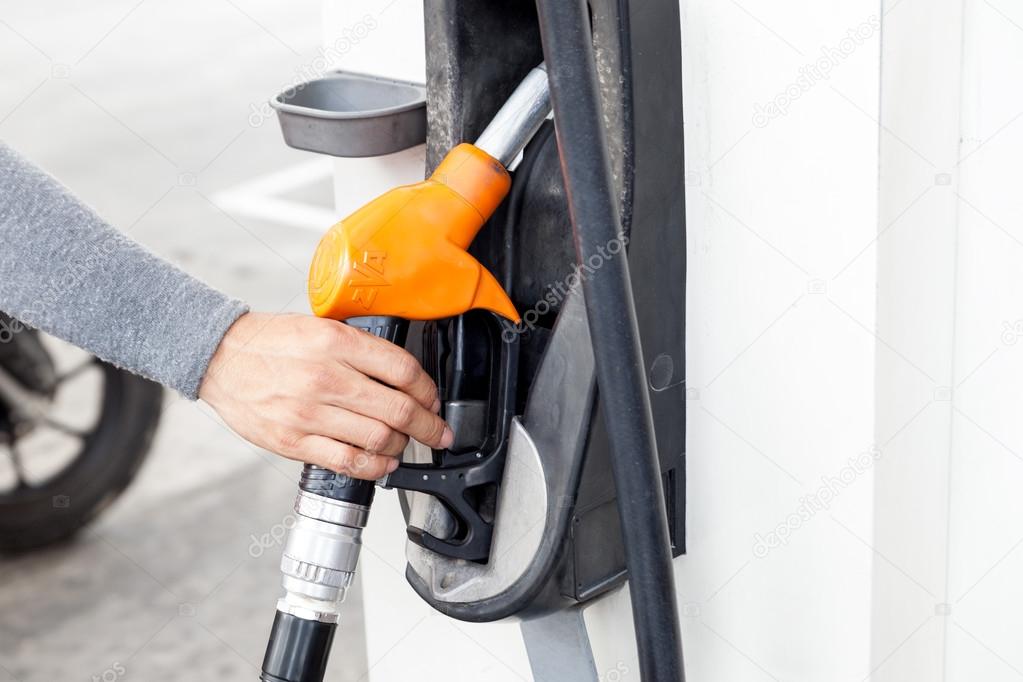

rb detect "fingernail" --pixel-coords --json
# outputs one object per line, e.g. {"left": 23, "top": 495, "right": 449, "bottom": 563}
{"left": 431, "top": 398, "right": 441, "bottom": 413}
{"left": 440, "top": 426, "right": 454, "bottom": 449}
{"left": 386, "top": 459, "right": 399, "bottom": 474}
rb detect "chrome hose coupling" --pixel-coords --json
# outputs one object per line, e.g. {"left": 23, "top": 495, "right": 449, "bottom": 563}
{"left": 276, "top": 491, "right": 369, "bottom": 622}
{"left": 261, "top": 466, "right": 376, "bottom": 682}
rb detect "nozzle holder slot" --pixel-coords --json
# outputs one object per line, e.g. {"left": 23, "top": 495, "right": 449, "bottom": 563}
{"left": 385, "top": 313, "right": 519, "bottom": 563}
{"left": 271, "top": 72, "right": 426, "bottom": 158}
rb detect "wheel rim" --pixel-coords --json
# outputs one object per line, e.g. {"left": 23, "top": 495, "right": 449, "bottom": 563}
{"left": 0, "top": 339, "right": 106, "bottom": 496}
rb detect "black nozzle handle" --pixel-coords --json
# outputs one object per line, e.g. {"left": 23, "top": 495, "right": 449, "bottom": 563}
{"left": 296, "top": 316, "right": 410, "bottom": 505}
{"left": 262, "top": 315, "right": 408, "bottom": 682}
{"left": 346, "top": 315, "right": 408, "bottom": 345}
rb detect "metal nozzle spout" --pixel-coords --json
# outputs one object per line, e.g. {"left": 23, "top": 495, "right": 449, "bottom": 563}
{"left": 474, "top": 64, "right": 551, "bottom": 168}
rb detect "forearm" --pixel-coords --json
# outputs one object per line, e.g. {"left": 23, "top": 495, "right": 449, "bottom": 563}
{"left": 0, "top": 142, "right": 247, "bottom": 398}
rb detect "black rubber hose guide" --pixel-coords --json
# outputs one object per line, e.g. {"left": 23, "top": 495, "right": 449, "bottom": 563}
{"left": 533, "top": 1, "right": 686, "bottom": 680}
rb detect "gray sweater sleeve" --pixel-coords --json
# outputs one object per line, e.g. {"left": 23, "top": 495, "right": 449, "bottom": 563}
{"left": 0, "top": 142, "right": 248, "bottom": 399}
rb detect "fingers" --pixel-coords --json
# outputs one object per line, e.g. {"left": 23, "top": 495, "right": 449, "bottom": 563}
{"left": 342, "top": 327, "right": 439, "bottom": 410}
{"left": 303, "top": 321, "right": 451, "bottom": 447}
{"left": 331, "top": 373, "right": 452, "bottom": 449}
{"left": 293, "top": 434, "right": 397, "bottom": 481}
{"left": 202, "top": 313, "right": 453, "bottom": 478}
{"left": 287, "top": 402, "right": 409, "bottom": 456}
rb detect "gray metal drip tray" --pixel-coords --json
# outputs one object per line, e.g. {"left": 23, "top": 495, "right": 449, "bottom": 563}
{"left": 271, "top": 71, "right": 426, "bottom": 158}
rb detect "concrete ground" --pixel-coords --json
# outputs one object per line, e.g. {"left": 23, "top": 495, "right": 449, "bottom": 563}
{"left": 0, "top": 3, "right": 533, "bottom": 681}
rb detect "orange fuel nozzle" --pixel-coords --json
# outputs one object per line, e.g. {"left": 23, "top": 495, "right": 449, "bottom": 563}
{"left": 308, "top": 143, "right": 520, "bottom": 323}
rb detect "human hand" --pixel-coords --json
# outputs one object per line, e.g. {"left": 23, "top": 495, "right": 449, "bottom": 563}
{"left": 199, "top": 312, "right": 452, "bottom": 480}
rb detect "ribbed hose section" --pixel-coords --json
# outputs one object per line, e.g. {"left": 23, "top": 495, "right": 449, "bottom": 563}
{"left": 533, "top": 1, "right": 686, "bottom": 680}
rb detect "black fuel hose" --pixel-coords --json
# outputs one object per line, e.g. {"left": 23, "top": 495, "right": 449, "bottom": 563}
{"left": 261, "top": 611, "right": 336, "bottom": 682}
{"left": 533, "top": 1, "right": 686, "bottom": 680}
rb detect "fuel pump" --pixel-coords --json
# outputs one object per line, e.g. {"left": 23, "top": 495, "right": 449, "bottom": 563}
{"left": 260, "top": 64, "right": 551, "bottom": 682}
{"left": 263, "top": 0, "right": 687, "bottom": 678}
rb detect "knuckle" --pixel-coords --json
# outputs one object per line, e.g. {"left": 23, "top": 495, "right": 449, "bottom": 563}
{"left": 350, "top": 451, "right": 376, "bottom": 475}
{"left": 365, "top": 424, "right": 394, "bottom": 454}
{"left": 424, "top": 384, "right": 440, "bottom": 409}
{"left": 290, "top": 401, "right": 318, "bottom": 425}
{"left": 345, "top": 380, "right": 374, "bottom": 406}
{"left": 275, "top": 430, "right": 305, "bottom": 456}
{"left": 391, "top": 353, "right": 422, "bottom": 387}
{"left": 323, "top": 446, "right": 355, "bottom": 476}
{"left": 386, "top": 394, "right": 417, "bottom": 429}
{"left": 307, "top": 366, "right": 339, "bottom": 394}
{"left": 316, "top": 322, "right": 351, "bottom": 351}
{"left": 426, "top": 416, "right": 446, "bottom": 443}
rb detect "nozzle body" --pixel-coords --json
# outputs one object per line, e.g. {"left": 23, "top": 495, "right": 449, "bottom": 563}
{"left": 308, "top": 144, "right": 519, "bottom": 323}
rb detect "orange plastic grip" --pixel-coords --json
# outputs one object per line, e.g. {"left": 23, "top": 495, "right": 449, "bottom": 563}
{"left": 308, "top": 144, "right": 519, "bottom": 323}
